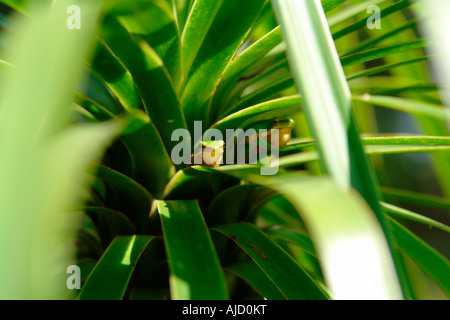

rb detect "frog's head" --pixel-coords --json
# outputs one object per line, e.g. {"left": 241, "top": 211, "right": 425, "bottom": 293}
{"left": 269, "top": 117, "right": 295, "bottom": 130}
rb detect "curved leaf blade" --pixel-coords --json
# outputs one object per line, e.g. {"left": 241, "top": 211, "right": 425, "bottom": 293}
{"left": 206, "top": 184, "right": 274, "bottom": 226}
{"left": 78, "top": 235, "right": 154, "bottom": 300}
{"left": 100, "top": 17, "right": 187, "bottom": 157}
{"left": 82, "top": 207, "right": 138, "bottom": 247}
{"left": 94, "top": 164, "right": 153, "bottom": 233}
{"left": 332, "top": 0, "right": 412, "bottom": 40}
{"left": 90, "top": 41, "right": 141, "bottom": 112}
{"left": 157, "top": 200, "right": 229, "bottom": 300}
{"left": 120, "top": 122, "right": 175, "bottom": 198}
{"left": 211, "top": 26, "right": 284, "bottom": 121}
{"left": 352, "top": 94, "right": 450, "bottom": 122}
{"left": 213, "top": 222, "right": 328, "bottom": 300}
{"left": 272, "top": 0, "right": 353, "bottom": 190}
{"left": 162, "top": 167, "right": 212, "bottom": 200}
{"left": 341, "top": 40, "right": 426, "bottom": 67}
{"left": 232, "top": 77, "right": 296, "bottom": 114}
{"left": 381, "top": 203, "right": 450, "bottom": 234}
{"left": 116, "top": 0, "right": 182, "bottom": 89}
{"left": 381, "top": 187, "right": 450, "bottom": 210}
{"left": 180, "top": 0, "right": 266, "bottom": 129}
{"left": 225, "top": 261, "right": 286, "bottom": 300}
{"left": 211, "top": 96, "right": 302, "bottom": 132}
{"left": 321, "top": 0, "right": 346, "bottom": 12}
{"left": 271, "top": 4, "right": 399, "bottom": 286}
{"left": 0, "top": 1, "right": 114, "bottom": 299}
{"left": 342, "top": 20, "right": 418, "bottom": 56}
{"left": 267, "top": 228, "right": 317, "bottom": 258}
{"left": 327, "top": 0, "right": 386, "bottom": 28}
{"left": 346, "top": 56, "right": 429, "bottom": 81}
{"left": 211, "top": 172, "right": 403, "bottom": 300}
{"left": 389, "top": 219, "right": 450, "bottom": 297}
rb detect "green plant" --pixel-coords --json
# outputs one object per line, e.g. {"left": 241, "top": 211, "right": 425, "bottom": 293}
{"left": 0, "top": 0, "right": 448, "bottom": 300}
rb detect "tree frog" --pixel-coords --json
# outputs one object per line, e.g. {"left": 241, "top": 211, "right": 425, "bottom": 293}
{"left": 191, "top": 117, "right": 295, "bottom": 168}
{"left": 191, "top": 140, "right": 226, "bottom": 168}
{"left": 241, "top": 116, "right": 295, "bottom": 165}
{"left": 252, "top": 117, "right": 295, "bottom": 148}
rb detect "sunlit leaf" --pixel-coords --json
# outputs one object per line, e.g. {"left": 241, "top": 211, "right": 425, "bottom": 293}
{"left": 79, "top": 235, "right": 154, "bottom": 300}
{"left": 0, "top": 1, "right": 122, "bottom": 300}
{"left": 157, "top": 200, "right": 229, "bottom": 300}
{"left": 180, "top": 0, "right": 266, "bottom": 129}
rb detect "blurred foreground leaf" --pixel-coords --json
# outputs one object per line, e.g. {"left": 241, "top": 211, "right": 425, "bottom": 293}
{"left": 0, "top": 1, "right": 122, "bottom": 299}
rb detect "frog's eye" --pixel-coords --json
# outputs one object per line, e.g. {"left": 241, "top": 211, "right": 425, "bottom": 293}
{"left": 271, "top": 119, "right": 280, "bottom": 126}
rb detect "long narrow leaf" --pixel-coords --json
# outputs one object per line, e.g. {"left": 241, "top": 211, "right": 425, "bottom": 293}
{"left": 180, "top": 0, "right": 266, "bottom": 129}
{"left": 214, "top": 222, "right": 328, "bottom": 300}
{"left": 341, "top": 40, "right": 426, "bottom": 66}
{"left": 245, "top": 173, "right": 403, "bottom": 300}
{"left": 211, "top": 96, "right": 301, "bottom": 132}
{"left": 78, "top": 235, "right": 154, "bottom": 300}
{"left": 389, "top": 219, "right": 450, "bottom": 297}
{"left": 120, "top": 123, "right": 175, "bottom": 198}
{"left": 267, "top": 228, "right": 317, "bottom": 258}
{"left": 157, "top": 200, "right": 228, "bottom": 300}
{"left": 327, "top": 0, "right": 386, "bottom": 28}
{"left": 225, "top": 261, "right": 286, "bottom": 300}
{"left": 332, "top": 0, "right": 412, "bottom": 40}
{"left": 271, "top": 2, "right": 398, "bottom": 276}
{"left": 321, "top": 0, "right": 346, "bottom": 12}
{"left": 100, "top": 18, "right": 187, "bottom": 157}
{"left": 0, "top": 1, "right": 120, "bottom": 299}
{"left": 211, "top": 26, "right": 284, "bottom": 121}
{"left": 272, "top": 0, "right": 353, "bottom": 190}
{"left": 381, "top": 187, "right": 450, "bottom": 209}
{"left": 342, "top": 21, "right": 418, "bottom": 56}
{"left": 381, "top": 203, "right": 450, "bottom": 234}
{"left": 352, "top": 94, "right": 450, "bottom": 121}
{"left": 346, "top": 56, "right": 429, "bottom": 81}
{"left": 94, "top": 164, "right": 153, "bottom": 233}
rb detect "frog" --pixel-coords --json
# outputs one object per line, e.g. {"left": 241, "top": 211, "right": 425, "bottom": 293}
{"left": 251, "top": 117, "right": 296, "bottom": 148}
{"left": 190, "top": 117, "right": 295, "bottom": 168}
{"left": 241, "top": 116, "right": 295, "bottom": 165}
{"left": 191, "top": 140, "right": 226, "bottom": 168}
